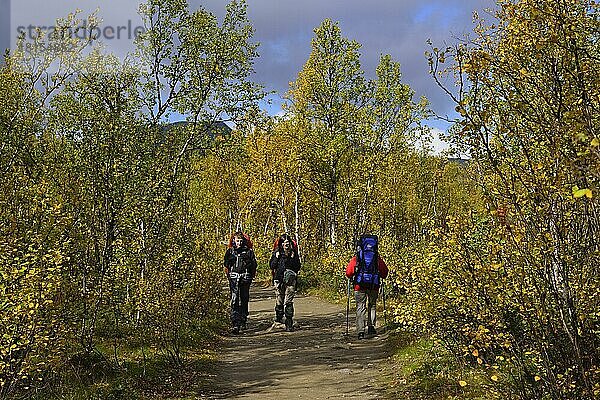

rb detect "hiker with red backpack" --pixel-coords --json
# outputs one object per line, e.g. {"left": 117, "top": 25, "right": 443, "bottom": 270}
{"left": 269, "top": 233, "right": 301, "bottom": 332}
{"left": 224, "top": 231, "right": 257, "bottom": 334}
{"left": 345, "top": 234, "right": 388, "bottom": 340}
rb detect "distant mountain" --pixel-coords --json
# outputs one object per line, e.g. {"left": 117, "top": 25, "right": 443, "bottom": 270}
{"left": 162, "top": 120, "right": 232, "bottom": 138}
{"left": 447, "top": 157, "right": 469, "bottom": 166}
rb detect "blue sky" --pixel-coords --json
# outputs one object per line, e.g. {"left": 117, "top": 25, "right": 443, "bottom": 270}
{"left": 4, "top": 0, "right": 497, "bottom": 150}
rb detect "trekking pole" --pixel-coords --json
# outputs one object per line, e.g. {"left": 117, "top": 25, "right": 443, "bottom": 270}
{"left": 345, "top": 278, "right": 351, "bottom": 336}
{"left": 382, "top": 280, "right": 387, "bottom": 328}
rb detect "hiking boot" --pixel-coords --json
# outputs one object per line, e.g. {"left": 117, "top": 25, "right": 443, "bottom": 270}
{"left": 367, "top": 326, "right": 377, "bottom": 335}
{"left": 357, "top": 332, "right": 365, "bottom": 340}
{"left": 275, "top": 305, "right": 284, "bottom": 323}
{"left": 285, "top": 318, "right": 294, "bottom": 332}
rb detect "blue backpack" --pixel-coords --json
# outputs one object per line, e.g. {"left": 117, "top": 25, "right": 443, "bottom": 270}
{"left": 354, "top": 234, "right": 380, "bottom": 289}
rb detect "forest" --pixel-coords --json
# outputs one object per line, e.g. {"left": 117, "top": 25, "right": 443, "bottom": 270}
{"left": 1, "top": 0, "right": 598, "bottom": 398}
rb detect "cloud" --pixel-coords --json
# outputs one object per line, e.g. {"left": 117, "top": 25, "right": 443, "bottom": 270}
{"left": 428, "top": 126, "right": 451, "bottom": 155}
{"left": 7, "top": 0, "right": 497, "bottom": 125}
{"left": 197, "top": 0, "right": 497, "bottom": 120}
{"left": 8, "top": 0, "right": 143, "bottom": 61}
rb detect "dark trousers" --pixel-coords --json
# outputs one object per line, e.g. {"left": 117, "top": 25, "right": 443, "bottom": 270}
{"left": 229, "top": 278, "right": 251, "bottom": 328}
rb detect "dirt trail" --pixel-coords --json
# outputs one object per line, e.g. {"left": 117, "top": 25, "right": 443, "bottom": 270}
{"left": 204, "top": 284, "right": 391, "bottom": 399}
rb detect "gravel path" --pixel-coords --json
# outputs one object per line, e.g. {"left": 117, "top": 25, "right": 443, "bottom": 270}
{"left": 204, "top": 284, "right": 391, "bottom": 399}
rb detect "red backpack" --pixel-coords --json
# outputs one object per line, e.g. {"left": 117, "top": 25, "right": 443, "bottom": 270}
{"left": 272, "top": 235, "right": 298, "bottom": 253}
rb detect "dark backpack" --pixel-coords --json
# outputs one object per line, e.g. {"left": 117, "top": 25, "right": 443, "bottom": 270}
{"left": 271, "top": 234, "right": 299, "bottom": 284}
{"left": 354, "top": 234, "right": 380, "bottom": 289}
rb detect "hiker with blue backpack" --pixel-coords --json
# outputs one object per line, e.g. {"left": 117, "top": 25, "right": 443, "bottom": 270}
{"left": 269, "top": 233, "right": 301, "bottom": 332}
{"left": 224, "top": 231, "right": 257, "bottom": 334}
{"left": 345, "top": 234, "right": 389, "bottom": 340}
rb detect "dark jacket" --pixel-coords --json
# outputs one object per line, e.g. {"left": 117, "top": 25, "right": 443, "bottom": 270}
{"left": 224, "top": 246, "right": 257, "bottom": 279}
{"left": 269, "top": 249, "right": 301, "bottom": 282}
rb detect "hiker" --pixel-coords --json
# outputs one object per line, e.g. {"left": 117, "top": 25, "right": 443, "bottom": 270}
{"left": 224, "top": 231, "right": 257, "bottom": 334}
{"left": 345, "top": 234, "right": 388, "bottom": 339}
{"left": 269, "top": 233, "right": 301, "bottom": 332}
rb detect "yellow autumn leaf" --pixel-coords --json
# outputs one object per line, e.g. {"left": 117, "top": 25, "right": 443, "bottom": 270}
{"left": 491, "top": 375, "right": 499, "bottom": 382}
{"left": 459, "top": 380, "right": 468, "bottom": 387}
{"left": 472, "top": 349, "right": 479, "bottom": 357}
{"left": 534, "top": 376, "right": 541, "bottom": 382}
{"left": 592, "top": 138, "right": 599, "bottom": 147}
{"left": 573, "top": 188, "right": 593, "bottom": 199}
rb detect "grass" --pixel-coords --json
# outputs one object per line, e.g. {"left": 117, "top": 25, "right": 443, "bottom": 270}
{"left": 380, "top": 330, "right": 495, "bottom": 400}
{"left": 15, "top": 317, "right": 229, "bottom": 400}
{"left": 24, "top": 346, "right": 220, "bottom": 400}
